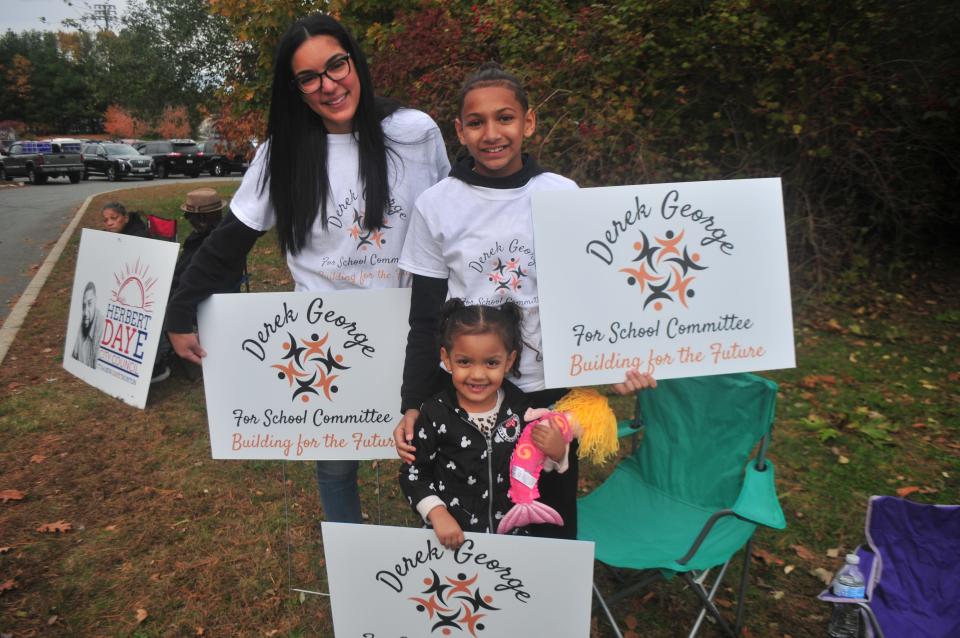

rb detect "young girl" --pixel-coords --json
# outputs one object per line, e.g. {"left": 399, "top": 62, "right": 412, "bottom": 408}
{"left": 166, "top": 13, "right": 449, "bottom": 524}
{"left": 395, "top": 63, "right": 654, "bottom": 540}
{"left": 399, "top": 300, "right": 568, "bottom": 550}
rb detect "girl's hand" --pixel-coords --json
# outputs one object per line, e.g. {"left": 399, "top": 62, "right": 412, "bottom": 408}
{"left": 393, "top": 409, "right": 419, "bottom": 464}
{"left": 612, "top": 369, "right": 656, "bottom": 395}
{"left": 531, "top": 419, "right": 566, "bottom": 463}
{"left": 428, "top": 506, "right": 464, "bottom": 550}
{"left": 168, "top": 331, "right": 206, "bottom": 365}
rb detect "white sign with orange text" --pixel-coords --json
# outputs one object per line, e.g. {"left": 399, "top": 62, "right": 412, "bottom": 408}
{"left": 63, "top": 229, "right": 178, "bottom": 409}
{"left": 198, "top": 289, "right": 410, "bottom": 460}
{"left": 533, "top": 178, "right": 794, "bottom": 387}
{"left": 322, "top": 522, "right": 594, "bottom": 637}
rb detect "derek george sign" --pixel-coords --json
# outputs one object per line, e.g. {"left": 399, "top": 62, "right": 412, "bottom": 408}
{"left": 197, "top": 288, "right": 410, "bottom": 460}
{"left": 533, "top": 178, "right": 795, "bottom": 387}
{"left": 322, "top": 523, "right": 594, "bottom": 637}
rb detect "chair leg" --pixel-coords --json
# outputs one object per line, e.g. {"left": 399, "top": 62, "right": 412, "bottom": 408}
{"left": 856, "top": 602, "right": 885, "bottom": 638}
{"left": 734, "top": 536, "right": 754, "bottom": 635}
{"left": 689, "top": 562, "right": 730, "bottom": 638}
{"left": 682, "top": 572, "right": 736, "bottom": 637}
{"left": 593, "top": 582, "right": 625, "bottom": 638}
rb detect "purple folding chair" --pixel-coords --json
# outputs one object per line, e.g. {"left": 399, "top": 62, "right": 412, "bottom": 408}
{"left": 819, "top": 495, "right": 960, "bottom": 638}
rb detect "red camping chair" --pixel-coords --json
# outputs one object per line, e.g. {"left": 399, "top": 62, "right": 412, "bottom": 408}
{"left": 146, "top": 214, "right": 178, "bottom": 242}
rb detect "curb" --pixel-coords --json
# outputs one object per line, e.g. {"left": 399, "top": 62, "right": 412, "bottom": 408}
{"left": 0, "top": 186, "right": 131, "bottom": 365}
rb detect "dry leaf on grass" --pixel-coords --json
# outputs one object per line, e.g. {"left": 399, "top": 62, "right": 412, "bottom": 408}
{"left": 800, "top": 374, "right": 837, "bottom": 389}
{"left": 752, "top": 547, "right": 785, "bottom": 566}
{"left": 896, "top": 486, "right": 920, "bottom": 497}
{"left": 0, "top": 579, "right": 18, "bottom": 594}
{"left": 0, "top": 489, "right": 25, "bottom": 503}
{"left": 36, "top": 520, "right": 72, "bottom": 533}
{"left": 0, "top": 547, "right": 11, "bottom": 554}
{"left": 791, "top": 544, "right": 817, "bottom": 561}
{"left": 810, "top": 567, "right": 834, "bottom": 586}
{"left": 30, "top": 455, "right": 46, "bottom": 463}
{"left": 135, "top": 608, "right": 148, "bottom": 623}
{"left": 784, "top": 565, "right": 796, "bottom": 575}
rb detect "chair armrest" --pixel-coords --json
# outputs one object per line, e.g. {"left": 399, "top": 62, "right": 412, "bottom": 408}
{"left": 674, "top": 459, "right": 786, "bottom": 566}
{"left": 732, "top": 459, "right": 787, "bottom": 530}
{"left": 616, "top": 417, "right": 644, "bottom": 439}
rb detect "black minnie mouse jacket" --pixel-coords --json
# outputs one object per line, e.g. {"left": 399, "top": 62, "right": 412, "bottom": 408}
{"left": 399, "top": 378, "right": 531, "bottom": 534}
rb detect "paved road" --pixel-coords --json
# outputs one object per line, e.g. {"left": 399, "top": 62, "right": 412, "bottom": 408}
{"left": 0, "top": 174, "right": 238, "bottom": 323}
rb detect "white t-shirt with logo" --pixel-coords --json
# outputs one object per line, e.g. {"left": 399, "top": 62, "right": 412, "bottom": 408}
{"left": 399, "top": 172, "right": 578, "bottom": 392}
{"left": 231, "top": 108, "right": 449, "bottom": 292}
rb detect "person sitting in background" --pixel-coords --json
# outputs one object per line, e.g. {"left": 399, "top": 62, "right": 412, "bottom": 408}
{"left": 101, "top": 202, "right": 148, "bottom": 237}
{"left": 157, "top": 188, "right": 246, "bottom": 383}
{"left": 172, "top": 188, "right": 244, "bottom": 295}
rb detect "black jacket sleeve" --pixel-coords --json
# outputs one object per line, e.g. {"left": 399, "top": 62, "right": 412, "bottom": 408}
{"left": 400, "top": 274, "right": 449, "bottom": 412}
{"left": 165, "top": 210, "right": 264, "bottom": 333}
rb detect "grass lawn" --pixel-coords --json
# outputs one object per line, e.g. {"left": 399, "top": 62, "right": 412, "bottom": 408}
{"left": 0, "top": 183, "right": 957, "bottom": 637}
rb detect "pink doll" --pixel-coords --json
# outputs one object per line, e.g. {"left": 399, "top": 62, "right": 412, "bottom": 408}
{"left": 497, "top": 388, "right": 618, "bottom": 534}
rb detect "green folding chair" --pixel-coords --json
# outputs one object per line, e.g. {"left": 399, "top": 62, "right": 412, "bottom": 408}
{"left": 578, "top": 373, "right": 786, "bottom": 637}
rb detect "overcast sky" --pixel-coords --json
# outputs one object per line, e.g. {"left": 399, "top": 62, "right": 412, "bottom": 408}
{"left": 1, "top": 0, "right": 133, "bottom": 33}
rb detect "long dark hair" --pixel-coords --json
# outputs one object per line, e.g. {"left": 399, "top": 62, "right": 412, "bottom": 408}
{"left": 264, "top": 13, "right": 399, "bottom": 255}
{"left": 438, "top": 299, "right": 524, "bottom": 378}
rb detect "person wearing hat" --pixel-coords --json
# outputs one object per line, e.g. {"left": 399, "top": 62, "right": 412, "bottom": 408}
{"left": 171, "top": 188, "right": 245, "bottom": 296}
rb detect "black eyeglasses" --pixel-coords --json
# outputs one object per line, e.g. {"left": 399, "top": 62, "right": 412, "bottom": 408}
{"left": 292, "top": 53, "right": 352, "bottom": 94}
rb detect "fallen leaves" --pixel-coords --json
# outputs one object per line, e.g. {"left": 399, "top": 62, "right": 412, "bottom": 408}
{"left": 752, "top": 548, "right": 784, "bottom": 566}
{"left": 800, "top": 374, "right": 837, "bottom": 389}
{"left": 896, "top": 486, "right": 920, "bottom": 497}
{"left": 810, "top": 567, "right": 834, "bottom": 586}
{"left": 29, "top": 454, "right": 46, "bottom": 464}
{"left": 791, "top": 544, "right": 817, "bottom": 561}
{"left": 136, "top": 608, "right": 149, "bottom": 623}
{"left": 36, "top": 520, "right": 72, "bottom": 534}
{"left": 0, "top": 579, "right": 18, "bottom": 595}
{"left": 0, "top": 489, "right": 26, "bottom": 503}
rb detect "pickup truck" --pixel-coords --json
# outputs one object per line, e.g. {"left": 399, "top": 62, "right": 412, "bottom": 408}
{"left": 0, "top": 140, "right": 84, "bottom": 184}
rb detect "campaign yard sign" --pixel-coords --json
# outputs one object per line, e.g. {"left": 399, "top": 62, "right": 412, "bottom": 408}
{"left": 322, "top": 523, "right": 595, "bottom": 637}
{"left": 533, "top": 178, "right": 795, "bottom": 387}
{"left": 63, "top": 229, "right": 178, "bottom": 409}
{"left": 197, "top": 289, "right": 410, "bottom": 460}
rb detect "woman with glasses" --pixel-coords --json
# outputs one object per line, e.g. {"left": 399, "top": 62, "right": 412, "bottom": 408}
{"left": 166, "top": 13, "right": 449, "bottom": 524}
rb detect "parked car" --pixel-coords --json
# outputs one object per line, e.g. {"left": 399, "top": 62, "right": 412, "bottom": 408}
{"left": 134, "top": 139, "right": 202, "bottom": 179}
{"left": 198, "top": 139, "right": 251, "bottom": 177}
{"left": 82, "top": 142, "right": 154, "bottom": 181}
{"left": 0, "top": 140, "right": 84, "bottom": 184}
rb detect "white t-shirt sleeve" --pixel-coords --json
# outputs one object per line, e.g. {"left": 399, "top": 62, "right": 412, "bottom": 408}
{"left": 398, "top": 191, "right": 450, "bottom": 279}
{"left": 229, "top": 142, "right": 275, "bottom": 232}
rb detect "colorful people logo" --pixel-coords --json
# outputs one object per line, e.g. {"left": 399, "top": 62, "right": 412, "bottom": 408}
{"left": 271, "top": 331, "right": 350, "bottom": 403}
{"left": 348, "top": 208, "right": 390, "bottom": 250}
{"left": 486, "top": 255, "right": 528, "bottom": 295}
{"left": 409, "top": 569, "right": 500, "bottom": 637}
{"left": 618, "top": 229, "right": 707, "bottom": 311}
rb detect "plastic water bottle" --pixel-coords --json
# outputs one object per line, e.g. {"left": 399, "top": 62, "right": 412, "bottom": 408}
{"left": 827, "top": 553, "right": 865, "bottom": 638}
